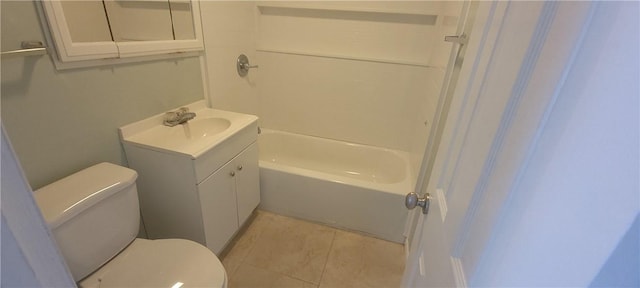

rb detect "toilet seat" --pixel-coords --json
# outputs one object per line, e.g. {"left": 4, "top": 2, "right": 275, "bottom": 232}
{"left": 79, "top": 238, "right": 227, "bottom": 288}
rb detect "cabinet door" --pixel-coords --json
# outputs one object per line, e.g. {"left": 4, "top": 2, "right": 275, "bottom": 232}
{"left": 234, "top": 143, "right": 261, "bottom": 226}
{"left": 198, "top": 164, "right": 239, "bottom": 255}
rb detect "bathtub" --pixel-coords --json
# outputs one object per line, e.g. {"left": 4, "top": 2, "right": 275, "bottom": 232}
{"left": 258, "top": 129, "right": 412, "bottom": 243}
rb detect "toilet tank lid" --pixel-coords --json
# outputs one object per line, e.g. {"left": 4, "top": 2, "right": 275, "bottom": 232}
{"left": 34, "top": 162, "right": 137, "bottom": 229}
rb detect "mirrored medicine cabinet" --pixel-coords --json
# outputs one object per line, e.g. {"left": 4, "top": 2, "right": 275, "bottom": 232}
{"left": 41, "top": 0, "right": 203, "bottom": 67}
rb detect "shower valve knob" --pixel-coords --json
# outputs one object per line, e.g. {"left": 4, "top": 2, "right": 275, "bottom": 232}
{"left": 237, "top": 54, "right": 258, "bottom": 77}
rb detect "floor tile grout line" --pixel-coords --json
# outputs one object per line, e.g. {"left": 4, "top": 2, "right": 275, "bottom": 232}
{"left": 251, "top": 218, "right": 337, "bottom": 286}
{"left": 316, "top": 228, "right": 338, "bottom": 288}
{"left": 274, "top": 271, "right": 318, "bottom": 287}
{"left": 241, "top": 262, "right": 319, "bottom": 287}
{"left": 254, "top": 215, "right": 334, "bottom": 286}
{"left": 233, "top": 212, "right": 326, "bottom": 286}
{"left": 225, "top": 211, "right": 270, "bottom": 279}
{"left": 227, "top": 211, "right": 405, "bottom": 287}
{"left": 237, "top": 213, "right": 270, "bottom": 268}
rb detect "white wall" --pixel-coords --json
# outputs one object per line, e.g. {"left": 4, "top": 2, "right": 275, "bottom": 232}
{"left": 201, "top": 1, "right": 462, "bottom": 182}
{"left": 257, "top": 53, "right": 442, "bottom": 152}
{"left": 1, "top": 1, "right": 205, "bottom": 189}
{"left": 255, "top": 2, "right": 458, "bottom": 154}
{"left": 200, "top": 1, "right": 259, "bottom": 116}
{"left": 590, "top": 215, "right": 639, "bottom": 287}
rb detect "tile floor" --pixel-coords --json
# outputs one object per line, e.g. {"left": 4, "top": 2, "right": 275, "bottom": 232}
{"left": 220, "top": 210, "right": 406, "bottom": 288}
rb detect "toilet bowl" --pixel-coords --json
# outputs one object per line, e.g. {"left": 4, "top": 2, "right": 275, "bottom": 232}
{"left": 34, "top": 162, "right": 227, "bottom": 287}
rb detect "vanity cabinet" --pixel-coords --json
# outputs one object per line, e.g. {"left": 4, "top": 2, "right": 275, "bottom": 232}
{"left": 119, "top": 104, "right": 259, "bottom": 255}
{"left": 199, "top": 143, "right": 259, "bottom": 253}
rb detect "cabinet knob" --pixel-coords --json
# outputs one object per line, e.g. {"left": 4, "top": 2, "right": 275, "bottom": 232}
{"left": 237, "top": 165, "right": 243, "bottom": 171}
{"left": 230, "top": 171, "right": 236, "bottom": 177}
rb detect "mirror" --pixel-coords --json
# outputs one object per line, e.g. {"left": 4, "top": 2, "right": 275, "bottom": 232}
{"left": 168, "top": 0, "right": 196, "bottom": 40}
{"left": 104, "top": 1, "right": 175, "bottom": 41}
{"left": 59, "top": 1, "right": 112, "bottom": 42}
{"left": 104, "top": 0, "right": 196, "bottom": 41}
{"left": 43, "top": 0, "right": 203, "bottom": 65}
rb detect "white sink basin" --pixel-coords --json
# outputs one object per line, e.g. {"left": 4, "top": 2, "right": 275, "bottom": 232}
{"left": 119, "top": 101, "right": 258, "bottom": 158}
{"left": 188, "top": 118, "right": 232, "bottom": 136}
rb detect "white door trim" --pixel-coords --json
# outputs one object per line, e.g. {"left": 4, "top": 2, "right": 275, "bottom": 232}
{"left": 470, "top": 1, "right": 638, "bottom": 285}
{"left": 455, "top": 0, "right": 596, "bottom": 276}
{"left": 1, "top": 126, "right": 76, "bottom": 287}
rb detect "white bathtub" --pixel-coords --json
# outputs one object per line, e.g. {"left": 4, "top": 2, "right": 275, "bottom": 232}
{"left": 258, "top": 129, "right": 411, "bottom": 243}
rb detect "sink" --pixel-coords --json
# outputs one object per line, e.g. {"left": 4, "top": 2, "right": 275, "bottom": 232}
{"left": 119, "top": 101, "right": 258, "bottom": 158}
{"left": 188, "top": 118, "right": 232, "bottom": 137}
{"left": 159, "top": 117, "right": 231, "bottom": 142}
{"left": 129, "top": 117, "right": 231, "bottom": 152}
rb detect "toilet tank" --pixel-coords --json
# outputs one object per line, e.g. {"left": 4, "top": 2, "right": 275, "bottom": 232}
{"left": 34, "top": 162, "right": 140, "bottom": 281}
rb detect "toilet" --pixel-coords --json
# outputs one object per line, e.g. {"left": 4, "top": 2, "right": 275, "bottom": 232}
{"left": 34, "top": 162, "right": 227, "bottom": 287}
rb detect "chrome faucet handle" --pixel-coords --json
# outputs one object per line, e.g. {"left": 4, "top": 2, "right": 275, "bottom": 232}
{"left": 176, "top": 107, "right": 189, "bottom": 116}
{"left": 164, "top": 111, "right": 179, "bottom": 122}
{"left": 163, "top": 108, "right": 195, "bottom": 127}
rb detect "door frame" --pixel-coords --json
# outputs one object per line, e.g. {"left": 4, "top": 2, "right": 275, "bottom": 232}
{"left": 1, "top": 126, "right": 76, "bottom": 286}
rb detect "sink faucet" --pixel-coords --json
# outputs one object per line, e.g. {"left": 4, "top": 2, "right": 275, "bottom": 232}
{"left": 163, "top": 107, "right": 196, "bottom": 127}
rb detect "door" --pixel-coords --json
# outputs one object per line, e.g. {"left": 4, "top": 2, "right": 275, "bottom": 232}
{"left": 234, "top": 143, "right": 260, "bottom": 227}
{"left": 403, "top": 0, "right": 477, "bottom": 253}
{"left": 402, "top": 1, "right": 594, "bottom": 286}
{"left": 402, "top": 1, "right": 489, "bottom": 286}
{"left": 403, "top": 2, "right": 526, "bottom": 287}
{"left": 199, "top": 161, "right": 239, "bottom": 254}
